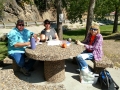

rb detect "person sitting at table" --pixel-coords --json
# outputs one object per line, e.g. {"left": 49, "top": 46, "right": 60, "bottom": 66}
{"left": 7, "top": 19, "right": 38, "bottom": 76}
{"left": 40, "top": 19, "right": 59, "bottom": 42}
{"left": 75, "top": 24, "right": 103, "bottom": 77}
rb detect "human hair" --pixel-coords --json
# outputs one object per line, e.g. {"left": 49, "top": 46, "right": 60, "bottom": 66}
{"left": 89, "top": 24, "right": 100, "bottom": 34}
{"left": 44, "top": 19, "right": 50, "bottom": 24}
{"left": 16, "top": 19, "right": 24, "bottom": 26}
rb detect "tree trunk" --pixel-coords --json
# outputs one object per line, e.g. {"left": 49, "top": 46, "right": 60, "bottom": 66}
{"left": 57, "top": 0, "right": 63, "bottom": 40}
{"left": 112, "top": 7, "right": 118, "bottom": 33}
{"left": 85, "top": 0, "right": 96, "bottom": 39}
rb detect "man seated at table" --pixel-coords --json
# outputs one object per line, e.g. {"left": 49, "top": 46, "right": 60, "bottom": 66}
{"left": 40, "top": 19, "right": 59, "bottom": 42}
{"left": 7, "top": 19, "right": 38, "bottom": 76}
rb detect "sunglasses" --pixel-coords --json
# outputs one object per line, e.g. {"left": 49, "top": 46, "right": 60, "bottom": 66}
{"left": 90, "top": 28, "right": 98, "bottom": 31}
{"left": 18, "top": 24, "right": 24, "bottom": 26}
{"left": 45, "top": 22, "right": 50, "bottom": 24}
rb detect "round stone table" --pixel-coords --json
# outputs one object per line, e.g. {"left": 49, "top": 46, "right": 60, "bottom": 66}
{"left": 25, "top": 42, "right": 83, "bottom": 83}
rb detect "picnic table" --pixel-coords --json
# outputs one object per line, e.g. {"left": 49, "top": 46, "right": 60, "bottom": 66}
{"left": 25, "top": 41, "right": 83, "bottom": 83}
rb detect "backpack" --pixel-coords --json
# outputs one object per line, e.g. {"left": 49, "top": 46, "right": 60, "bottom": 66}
{"left": 99, "top": 69, "right": 119, "bottom": 90}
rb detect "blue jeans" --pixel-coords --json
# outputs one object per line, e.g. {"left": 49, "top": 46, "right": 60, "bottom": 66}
{"left": 76, "top": 50, "right": 94, "bottom": 70}
{"left": 9, "top": 53, "right": 36, "bottom": 71}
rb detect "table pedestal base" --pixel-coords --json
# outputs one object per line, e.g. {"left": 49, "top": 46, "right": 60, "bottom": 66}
{"left": 44, "top": 60, "right": 65, "bottom": 83}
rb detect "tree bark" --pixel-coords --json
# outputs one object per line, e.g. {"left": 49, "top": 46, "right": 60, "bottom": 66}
{"left": 112, "top": 7, "right": 118, "bottom": 33}
{"left": 85, "top": 0, "right": 96, "bottom": 39}
{"left": 57, "top": 0, "right": 63, "bottom": 40}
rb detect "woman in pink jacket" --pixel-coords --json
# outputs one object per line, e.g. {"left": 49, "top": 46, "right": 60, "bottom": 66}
{"left": 76, "top": 24, "right": 103, "bottom": 78}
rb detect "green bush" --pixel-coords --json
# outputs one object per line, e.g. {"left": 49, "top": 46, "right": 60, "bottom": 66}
{"left": 0, "top": 41, "right": 8, "bottom": 61}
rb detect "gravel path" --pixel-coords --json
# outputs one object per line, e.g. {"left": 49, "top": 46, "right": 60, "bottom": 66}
{"left": 0, "top": 69, "right": 66, "bottom": 90}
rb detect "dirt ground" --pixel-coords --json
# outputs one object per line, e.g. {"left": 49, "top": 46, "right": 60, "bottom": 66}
{"left": 103, "top": 40, "right": 120, "bottom": 68}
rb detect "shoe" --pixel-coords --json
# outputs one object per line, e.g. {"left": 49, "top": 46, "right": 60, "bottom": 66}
{"left": 76, "top": 69, "right": 93, "bottom": 74}
{"left": 76, "top": 69, "right": 80, "bottom": 73}
{"left": 80, "top": 70, "right": 94, "bottom": 78}
{"left": 80, "top": 75, "right": 98, "bottom": 84}
{"left": 64, "top": 65, "right": 67, "bottom": 67}
{"left": 72, "top": 57, "right": 78, "bottom": 65}
{"left": 29, "top": 67, "right": 34, "bottom": 72}
{"left": 20, "top": 67, "right": 31, "bottom": 76}
{"left": 82, "top": 75, "right": 95, "bottom": 81}
{"left": 80, "top": 76, "right": 94, "bottom": 84}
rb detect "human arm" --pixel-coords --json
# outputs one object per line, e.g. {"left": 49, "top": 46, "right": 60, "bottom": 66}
{"left": 33, "top": 34, "right": 40, "bottom": 42}
{"left": 7, "top": 28, "right": 34, "bottom": 48}
{"left": 7, "top": 33, "right": 30, "bottom": 48}
{"left": 14, "top": 34, "right": 40, "bottom": 47}
{"left": 76, "top": 40, "right": 85, "bottom": 46}
{"left": 84, "top": 34, "right": 103, "bottom": 50}
{"left": 55, "top": 33, "right": 59, "bottom": 40}
{"left": 52, "top": 28, "right": 59, "bottom": 40}
{"left": 40, "top": 33, "right": 46, "bottom": 42}
{"left": 14, "top": 42, "right": 30, "bottom": 47}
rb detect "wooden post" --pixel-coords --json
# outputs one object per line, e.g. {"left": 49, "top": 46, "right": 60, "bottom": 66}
{"left": 57, "top": 0, "right": 63, "bottom": 40}
{"left": 3, "top": 22, "right": 6, "bottom": 28}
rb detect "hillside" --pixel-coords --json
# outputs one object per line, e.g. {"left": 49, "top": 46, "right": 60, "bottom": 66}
{"left": 0, "top": 0, "right": 60, "bottom": 22}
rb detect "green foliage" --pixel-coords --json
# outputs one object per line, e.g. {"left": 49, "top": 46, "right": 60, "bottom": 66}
{"left": 0, "top": 42, "right": 8, "bottom": 61}
{"left": 94, "top": 0, "right": 120, "bottom": 19}
{"left": 65, "top": 0, "right": 89, "bottom": 23}
{"left": 34, "top": 0, "right": 56, "bottom": 11}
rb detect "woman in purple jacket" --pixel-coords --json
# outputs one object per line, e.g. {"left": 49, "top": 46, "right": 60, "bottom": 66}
{"left": 76, "top": 24, "right": 103, "bottom": 77}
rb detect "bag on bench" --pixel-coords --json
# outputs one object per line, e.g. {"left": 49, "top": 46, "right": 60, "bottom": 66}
{"left": 99, "top": 69, "right": 119, "bottom": 90}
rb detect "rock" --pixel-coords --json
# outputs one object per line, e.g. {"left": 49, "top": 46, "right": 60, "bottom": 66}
{"left": 3, "top": 57, "right": 13, "bottom": 64}
{"left": 2, "top": 0, "right": 57, "bottom": 22}
{"left": 0, "top": 33, "right": 7, "bottom": 41}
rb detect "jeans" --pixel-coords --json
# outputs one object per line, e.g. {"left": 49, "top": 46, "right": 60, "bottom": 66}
{"left": 76, "top": 50, "right": 94, "bottom": 70}
{"left": 9, "top": 53, "right": 36, "bottom": 71}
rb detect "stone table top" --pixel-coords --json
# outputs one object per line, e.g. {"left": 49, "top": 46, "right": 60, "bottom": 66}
{"left": 25, "top": 42, "right": 84, "bottom": 61}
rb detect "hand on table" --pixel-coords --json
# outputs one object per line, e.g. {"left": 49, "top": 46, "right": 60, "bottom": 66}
{"left": 76, "top": 40, "right": 84, "bottom": 46}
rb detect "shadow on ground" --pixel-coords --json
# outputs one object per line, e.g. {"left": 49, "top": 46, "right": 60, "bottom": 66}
{"left": 0, "top": 59, "right": 101, "bottom": 90}
{"left": 65, "top": 59, "right": 101, "bottom": 89}
{"left": 1, "top": 61, "right": 45, "bottom": 83}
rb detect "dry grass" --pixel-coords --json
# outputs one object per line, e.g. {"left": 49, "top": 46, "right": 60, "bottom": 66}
{"left": 103, "top": 39, "right": 120, "bottom": 68}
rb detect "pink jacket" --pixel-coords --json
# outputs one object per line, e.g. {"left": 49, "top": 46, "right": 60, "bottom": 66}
{"left": 83, "top": 33, "right": 103, "bottom": 61}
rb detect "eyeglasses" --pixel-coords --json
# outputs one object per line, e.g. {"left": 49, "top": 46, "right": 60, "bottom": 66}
{"left": 18, "top": 24, "right": 24, "bottom": 26}
{"left": 90, "top": 28, "right": 98, "bottom": 31}
{"left": 45, "top": 22, "right": 50, "bottom": 24}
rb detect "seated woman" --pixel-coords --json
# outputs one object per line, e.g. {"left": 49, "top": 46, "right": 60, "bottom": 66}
{"left": 76, "top": 24, "right": 103, "bottom": 77}
{"left": 40, "top": 19, "right": 59, "bottom": 42}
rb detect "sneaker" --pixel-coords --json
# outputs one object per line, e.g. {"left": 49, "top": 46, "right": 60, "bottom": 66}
{"left": 82, "top": 75, "right": 95, "bottom": 81}
{"left": 29, "top": 67, "right": 34, "bottom": 72}
{"left": 76, "top": 69, "right": 93, "bottom": 74}
{"left": 76, "top": 69, "right": 80, "bottom": 73}
{"left": 80, "top": 70, "right": 94, "bottom": 78}
{"left": 72, "top": 57, "right": 78, "bottom": 65}
{"left": 80, "top": 77, "right": 94, "bottom": 84}
{"left": 64, "top": 65, "right": 67, "bottom": 67}
{"left": 20, "top": 67, "right": 31, "bottom": 76}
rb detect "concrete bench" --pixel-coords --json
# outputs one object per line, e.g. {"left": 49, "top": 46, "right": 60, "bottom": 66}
{"left": 92, "top": 56, "right": 113, "bottom": 73}
{"left": 73, "top": 55, "right": 113, "bottom": 74}
{"left": 3, "top": 57, "right": 20, "bottom": 72}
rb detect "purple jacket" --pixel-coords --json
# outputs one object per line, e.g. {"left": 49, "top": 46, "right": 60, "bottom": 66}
{"left": 83, "top": 33, "right": 103, "bottom": 61}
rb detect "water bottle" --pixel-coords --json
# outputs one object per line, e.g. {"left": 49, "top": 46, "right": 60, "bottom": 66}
{"left": 30, "top": 34, "right": 36, "bottom": 49}
{"left": 49, "top": 35, "right": 52, "bottom": 41}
